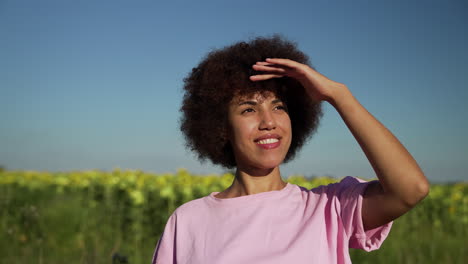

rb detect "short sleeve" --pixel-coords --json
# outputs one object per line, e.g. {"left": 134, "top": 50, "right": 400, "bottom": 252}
{"left": 151, "top": 212, "right": 177, "bottom": 264}
{"left": 329, "top": 176, "right": 393, "bottom": 252}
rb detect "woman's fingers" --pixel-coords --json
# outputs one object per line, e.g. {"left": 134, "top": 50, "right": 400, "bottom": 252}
{"left": 250, "top": 58, "right": 309, "bottom": 82}
{"left": 262, "top": 58, "right": 322, "bottom": 82}
{"left": 249, "top": 74, "right": 283, "bottom": 81}
{"left": 251, "top": 58, "right": 338, "bottom": 103}
{"left": 252, "top": 64, "right": 287, "bottom": 74}
{"left": 265, "top": 58, "right": 299, "bottom": 68}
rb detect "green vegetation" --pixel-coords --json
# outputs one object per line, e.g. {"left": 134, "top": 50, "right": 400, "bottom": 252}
{"left": 0, "top": 169, "right": 466, "bottom": 263}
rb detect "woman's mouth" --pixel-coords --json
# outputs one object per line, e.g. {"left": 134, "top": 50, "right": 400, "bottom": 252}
{"left": 254, "top": 136, "right": 281, "bottom": 149}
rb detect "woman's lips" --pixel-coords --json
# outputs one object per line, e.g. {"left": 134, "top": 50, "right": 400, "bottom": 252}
{"left": 255, "top": 138, "right": 281, "bottom": 149}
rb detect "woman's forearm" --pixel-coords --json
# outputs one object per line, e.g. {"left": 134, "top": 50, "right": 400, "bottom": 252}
{"left": 328, "top": 85, "right": 430, "bottom": 207}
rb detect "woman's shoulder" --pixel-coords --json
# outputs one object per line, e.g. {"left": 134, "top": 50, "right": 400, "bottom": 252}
{"left": 172, "top": 194, "right": 212, "bottom": 217}
{"left": 293, "top": 176, "right": 376, "bottom": 202}
{"left": 306, "top": 176, "right": 372, "bottom": 191}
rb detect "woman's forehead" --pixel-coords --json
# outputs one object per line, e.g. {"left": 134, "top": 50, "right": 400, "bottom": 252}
{"left": 232, "top": 91, "right": 280, "bottom": 104}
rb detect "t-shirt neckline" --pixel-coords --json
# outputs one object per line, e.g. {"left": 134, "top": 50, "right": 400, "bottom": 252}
{"left": 207, "top": 182, "right": 295, "bottom": 206}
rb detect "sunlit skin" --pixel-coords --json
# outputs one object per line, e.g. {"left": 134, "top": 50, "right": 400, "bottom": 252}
{"left": 216, "top": 57, "right": 430, "bottom": 231}
{"left": 215, "top": 92, "right": 291, "bottom": 198}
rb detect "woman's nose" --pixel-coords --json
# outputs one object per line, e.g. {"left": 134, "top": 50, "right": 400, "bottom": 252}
{"left": 259, "top": 111, "right": 276, "bottom": 130}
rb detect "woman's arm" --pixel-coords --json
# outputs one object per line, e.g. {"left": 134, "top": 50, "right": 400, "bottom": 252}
{"left": 251, "top": 58, "right": 430, "bottom": 231}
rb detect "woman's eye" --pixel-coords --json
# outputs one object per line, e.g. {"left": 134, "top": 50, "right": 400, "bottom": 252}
{"left": 275, "top": 105, "right": 287, "bottom": 111}
{"left": 241, "top": 108, "right": 254, "bottom": 114}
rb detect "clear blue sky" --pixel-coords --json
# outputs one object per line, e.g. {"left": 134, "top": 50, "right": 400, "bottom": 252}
{"left": 1, "top": 0, "right": 467, "bottom": 182}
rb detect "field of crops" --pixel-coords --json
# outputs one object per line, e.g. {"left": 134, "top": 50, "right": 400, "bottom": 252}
{"left": 1, "top": 169, "right": 467, "bottom": 264}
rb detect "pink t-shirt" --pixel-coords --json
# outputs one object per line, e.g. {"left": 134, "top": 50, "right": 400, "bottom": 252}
{"left": 152, "top": 176, "right": 392, "bottom": 264}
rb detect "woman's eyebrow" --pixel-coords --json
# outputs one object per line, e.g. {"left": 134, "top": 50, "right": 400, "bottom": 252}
{"left": 237, "top": 98, "right": 282, "bottom": 106}
{"left": 237, "top": 100, "right": 257, "bottom": 106}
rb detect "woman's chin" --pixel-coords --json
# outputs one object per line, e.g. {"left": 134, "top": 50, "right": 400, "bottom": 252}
{"left": 247, "top": 158, "right": 284, "bottom": 171}
{"left": 234, "top": 152, "right": 286, "bottom": 174}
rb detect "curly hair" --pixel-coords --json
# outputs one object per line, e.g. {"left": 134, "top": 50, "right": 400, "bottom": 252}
{"left": 180, "top": 35, "right": 323, "bottom": 168}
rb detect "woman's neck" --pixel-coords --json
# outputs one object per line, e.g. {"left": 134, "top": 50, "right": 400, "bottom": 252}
{"left": 215, "top": 166, "right": 287, "bottom": 199}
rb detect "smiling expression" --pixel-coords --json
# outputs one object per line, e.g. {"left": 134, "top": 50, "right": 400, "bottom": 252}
{"left": 227, "top": 91, "right": 292, "bottom": 171}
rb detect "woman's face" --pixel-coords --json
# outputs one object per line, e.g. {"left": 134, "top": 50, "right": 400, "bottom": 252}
{"left": 227, "top": 91, "right": 292, "bottom": 171}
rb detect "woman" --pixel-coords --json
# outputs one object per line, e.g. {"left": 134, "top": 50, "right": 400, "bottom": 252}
{"left": 151, "top": 35, "right": 429, "bottom": 264}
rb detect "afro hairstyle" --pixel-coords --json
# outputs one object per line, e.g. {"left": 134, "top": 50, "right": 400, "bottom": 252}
{"left": 180, "top": 35, "right": 323, "bottom": 168}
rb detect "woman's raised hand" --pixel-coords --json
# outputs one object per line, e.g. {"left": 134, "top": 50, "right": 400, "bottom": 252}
{"left": 250, "top": 58, "right": 348, "bottom": 104}
{"left": 252, "top": 59, "right": 431, "bottom": 232}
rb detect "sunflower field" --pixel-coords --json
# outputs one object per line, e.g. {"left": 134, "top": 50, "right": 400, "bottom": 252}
{"left": 0, "top": 169, "right": 466, "bottom": 264}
